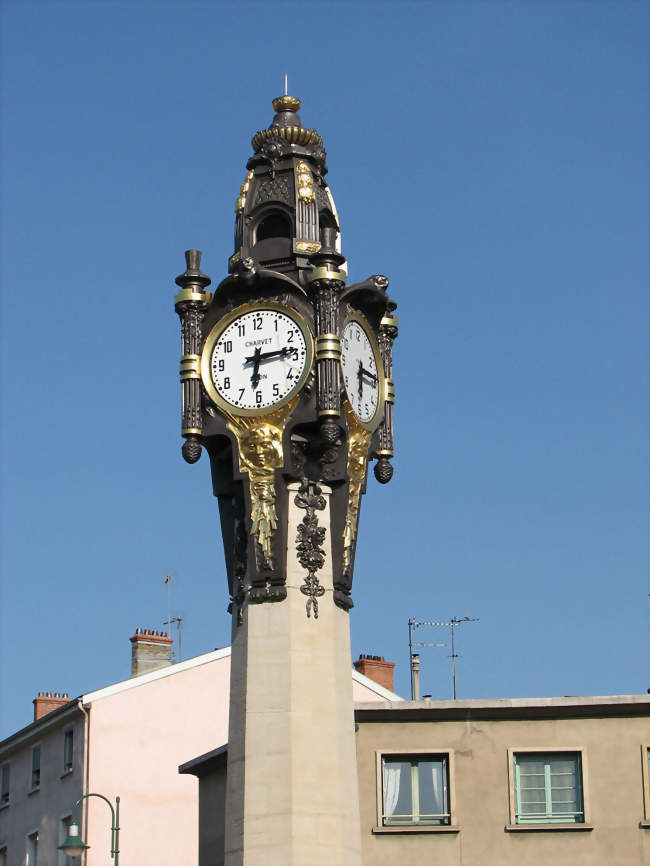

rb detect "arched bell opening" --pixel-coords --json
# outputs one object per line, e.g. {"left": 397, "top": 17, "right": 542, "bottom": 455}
{"left": 255, "top": 211, "right": 292, "bottom": 242}
{"left": 251, "top": 207, "right": 294, "bottom": 270}
{"left": 318, "top": 209, "right": 339, "bottom": 249}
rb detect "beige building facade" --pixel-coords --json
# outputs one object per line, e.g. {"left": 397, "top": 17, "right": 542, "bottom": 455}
{"left": 355, "top": 695, "right": 650, "bottom": 866}
{"left": 183, "top": 694, "right": 650, "bottom": 866}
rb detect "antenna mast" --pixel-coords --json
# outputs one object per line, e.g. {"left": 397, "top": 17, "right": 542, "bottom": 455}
{"left": 408, "top": 616, "right": 479, "bottom": 699}
{"left": 408, "top": 618, "right": 445, "bottom": 700}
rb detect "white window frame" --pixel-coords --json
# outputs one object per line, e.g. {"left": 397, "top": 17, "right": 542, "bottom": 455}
{"left": 641, "top": 743, "right": 650, "bottom": 828}
{"left": 30, "top": 745, "right": 41, "bottom": 792}
{"left": 373, "top": 750, "right": 459, "bottom": 834}
{"left": 507, "top": 747, "right": 592, "bottom": 830}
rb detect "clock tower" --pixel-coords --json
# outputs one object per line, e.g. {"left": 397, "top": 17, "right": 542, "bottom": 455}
{"left": 174, "top": 94, "right": 397, "bottom": 866}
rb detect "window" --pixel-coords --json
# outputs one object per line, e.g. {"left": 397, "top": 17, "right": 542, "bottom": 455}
{"left": 513, "top": 752, "right": 584, "bottom": 824}
{"left": 380, "top": 754, "right": 450, "bottom": 825}
{"left": 58, "top": 816, "right": 73, "bottom": 866}
{"left": 26, "top": 831, "right": 38, "bottom": 866}
{"left": 0, "top": 763, "right": 9, "bottom": 805}
{"left": 31, "top": 746, "right": 41, "bottom": 790}
{"left": 642, "top": 744, "right": 650, "bottom": 826}
{"left": 63, "top": 729, "right": 73, "bottom": 773}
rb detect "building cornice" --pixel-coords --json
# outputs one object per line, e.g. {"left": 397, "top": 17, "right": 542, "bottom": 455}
{"left": 0, "top": 701, "right": 82, "bottom": 755}
{"left": 354, "top": 694, "right": 650, "bottom": 723}
{"left": 82, "top": 646, "right": 232, "bottom": 704}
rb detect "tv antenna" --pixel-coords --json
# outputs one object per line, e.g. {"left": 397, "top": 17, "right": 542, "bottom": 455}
{"left": 163, "top": 574, "right": 183, "bottom": 661}
{"left": 408, "top": 616, "right": 479, "bottom": 700}
{"left": 407, "top": 618, "right": 445, "bottom": 700}
{"left": 164, "top": 614, "right": 183, "bottom": 662}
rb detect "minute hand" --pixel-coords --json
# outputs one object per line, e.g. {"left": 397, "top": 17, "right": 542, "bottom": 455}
{"left": 244, "top": 347, "right": 290, "bottom": 364}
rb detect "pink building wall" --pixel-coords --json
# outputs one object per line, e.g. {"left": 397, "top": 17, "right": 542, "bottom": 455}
{"left": 84, "top": 649, "right": 230, "bottom": 866}
{"left": 81, "top": 647, "right": 397, "bottom": 864}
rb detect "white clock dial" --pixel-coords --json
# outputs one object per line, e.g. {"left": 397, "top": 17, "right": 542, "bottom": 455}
{"left": 206, "top": 307, "right": 311, "bottom": 413}
{"left": 341, "top": 317, "right": 381, "bottom": 424}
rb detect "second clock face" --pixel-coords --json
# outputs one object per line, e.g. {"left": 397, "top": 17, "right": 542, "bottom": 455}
{"left": 205, "top": 306, "right": 312, "bottom": 413}
{"left": 341, "top": 316, "right": 382, "bottom": 426}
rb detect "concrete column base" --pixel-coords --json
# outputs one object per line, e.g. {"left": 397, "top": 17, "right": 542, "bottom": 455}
{"left": 224, "top": 482, "right": 363, "bottom": 866}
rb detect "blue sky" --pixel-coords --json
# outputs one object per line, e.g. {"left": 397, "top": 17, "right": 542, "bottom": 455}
{"left": 1, "top": 0, "right": 647, "bottom": 738}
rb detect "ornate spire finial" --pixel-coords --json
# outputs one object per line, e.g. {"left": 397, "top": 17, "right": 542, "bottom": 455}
{"left": 271, "top": 94, "right": 301, "bottom": 113}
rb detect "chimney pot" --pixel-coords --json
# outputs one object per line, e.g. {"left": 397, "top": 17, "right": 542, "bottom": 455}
{"left": 353, "top": 654, "right": 395, "bottom": 693}
{"left": 130, "top": 627, "right": 173, "bottom": 678}
{"left": 33, "top": 690, "right": 70, "bottom": 721}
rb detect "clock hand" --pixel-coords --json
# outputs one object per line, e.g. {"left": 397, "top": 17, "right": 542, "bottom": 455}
{"left": 250, "top": 346, "right": 262, "bottom": 389}
{"left": 357, "top": 360, "right": 364, "bottom": 402}
{"left": 244, "top": 347, "right": 289, "bottom": 364}
{"left": 359, "top": 366, "right": 377, "bottom": 384}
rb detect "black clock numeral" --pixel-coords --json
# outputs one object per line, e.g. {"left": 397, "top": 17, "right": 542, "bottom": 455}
{"left": 274, "top": 319, "right": 279, "bottom": 331}
{"left": 238, "top": 388, "right": 245, "bottom": 400}
{"left": 273, "top": 384, "right": 280, "bottom": 398}
{"left": 289, "top": 347, "right": 298, "bottom": 360}
{"left": 223, "top": 340, "right": 233, "bottom": 353}
{"left": 254, "top": 316, "right": 263, "bottom": 331}
{"left": 287, "top": 330, "right": 294, "bottom": 342}
{"left": 237, "top": 324, "right": 245, "bottom": 337}
{"left": 287, "top": 369, "right": 294, "bottom": 380}
{"left": 223, "top": 377, "right": 231, "bottom": 390}
{"left": 218, "top": 359, "right": 225, "bottom": 372}
{"left": 255, "top": 390, "right": 263, "bottom": 405}
{"left": 355, "top": 330, "right": 360, "bottom": 341}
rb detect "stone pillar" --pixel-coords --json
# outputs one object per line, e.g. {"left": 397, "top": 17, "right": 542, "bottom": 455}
{"left": 225, "top": 483, "right": 363, "bottom": 866}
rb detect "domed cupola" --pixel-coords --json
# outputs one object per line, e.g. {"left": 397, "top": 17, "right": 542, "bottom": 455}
{"left": 229, "top": 95, "right": 345, "bottom": 285}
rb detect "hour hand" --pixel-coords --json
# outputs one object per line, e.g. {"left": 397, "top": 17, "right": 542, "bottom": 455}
{"left": 359, "top": 365, "right": 377, "bottom": 384}
{"left": 250, "top": 347, "right": 262, "bottom": 388}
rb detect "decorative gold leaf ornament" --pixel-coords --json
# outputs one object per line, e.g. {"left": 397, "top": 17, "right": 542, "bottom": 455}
{"left": 296, "top": 161, "right": 316, "bottom": 204}
{"left": 342, "top": 402, "right": 373, "bottom": 572}
{"left": 235, "top": 169, "right": 254, "bottom": 214}
{"left": 222, "top": 399, "right": 299, "bottom": 565}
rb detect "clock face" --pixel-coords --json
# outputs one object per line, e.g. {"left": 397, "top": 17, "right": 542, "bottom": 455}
{"left": 341, "top": 315, "right": 383, "bottom": 427}
{"left": 202, "top": 305, "right": 313, "bottom": 414}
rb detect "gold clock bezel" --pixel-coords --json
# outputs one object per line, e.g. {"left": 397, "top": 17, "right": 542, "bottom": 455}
{"left": 340, "top": 310, "right": 386, "bottom": 432}
{"left": 201, "top": 300, "right": 314, "bottom": 417}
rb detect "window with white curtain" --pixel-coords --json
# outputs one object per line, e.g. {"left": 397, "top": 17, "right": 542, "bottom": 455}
{"left": 514, "top": 752, "right": 584, "bottom": 824}
{"left": 381, "top": 754, "right": 450, "bottom": 825}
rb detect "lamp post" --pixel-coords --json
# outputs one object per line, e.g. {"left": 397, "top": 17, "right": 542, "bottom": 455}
{"left": 58, "top": 792, "right": 120, "bottom": 863}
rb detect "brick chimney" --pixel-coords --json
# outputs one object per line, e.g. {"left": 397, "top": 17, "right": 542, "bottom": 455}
{"left": 33, "top": 691, "right": 70, "bottom": 721}
{"left": 130, "top": 628, "right": 173, "bottom": 677}
{"left": 353, "top": 654, "right": 395, "bottom": 692}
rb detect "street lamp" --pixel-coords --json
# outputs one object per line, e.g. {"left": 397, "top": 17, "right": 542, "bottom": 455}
{"left": 58, "top": 793, "right": 120, "bottom": 863}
